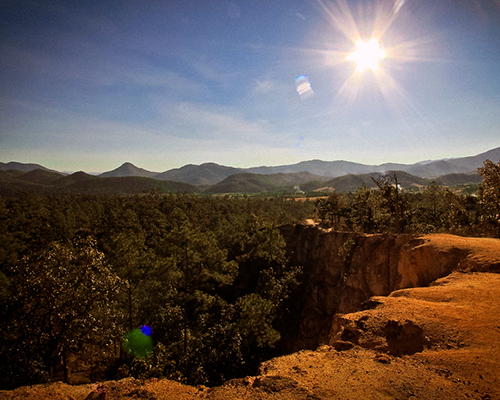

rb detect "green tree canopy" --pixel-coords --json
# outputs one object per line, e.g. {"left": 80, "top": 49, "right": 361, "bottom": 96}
{"left": 4, "top": 237, "right": 120, "bottom": 387}
{"left": 478, "top": 159, "right": 500, "bottom": 236}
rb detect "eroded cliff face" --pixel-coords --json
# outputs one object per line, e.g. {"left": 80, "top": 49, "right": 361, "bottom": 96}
{"left": 280, "top": 224, "right": 500, "bottom": 351}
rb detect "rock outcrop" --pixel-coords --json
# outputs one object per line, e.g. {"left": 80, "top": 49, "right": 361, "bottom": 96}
{"left": 280, "top": 224, "right": 500, "bottom": 350}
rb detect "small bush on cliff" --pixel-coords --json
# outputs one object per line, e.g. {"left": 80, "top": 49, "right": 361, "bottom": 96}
{"left": 478, "top": 159, "right": 500, "bottom": 237}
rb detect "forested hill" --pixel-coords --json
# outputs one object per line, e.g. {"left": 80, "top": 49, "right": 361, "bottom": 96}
{"left": 204, "top": 171, "right": 327, "bottom": 194}
{"left": 0, "top": 170, "right": 196, "bottom": 196}
{"left": 0, "top": 168, "right": 481, "bottom": 197}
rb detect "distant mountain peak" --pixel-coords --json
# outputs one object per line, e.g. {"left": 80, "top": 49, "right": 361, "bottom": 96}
{"left": 0, "top": 161, "right": 57, "bottom": 173}
{"left": 99, "top": 163, "right": 157, "bottom": 178}
{"left": 154, "top": 162, "right": 244, "bottom": 185}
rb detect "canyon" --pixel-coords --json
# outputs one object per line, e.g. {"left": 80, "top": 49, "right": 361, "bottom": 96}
{"left": 280, "top": 225, "right": 500, "bottom": 352}
{"left": 2, "top": 226, "right": 500, "bottom": 399}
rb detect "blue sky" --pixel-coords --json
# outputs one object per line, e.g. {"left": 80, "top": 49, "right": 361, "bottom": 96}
{"left": 1, "top": 0, "right": 500, "bottom": 173}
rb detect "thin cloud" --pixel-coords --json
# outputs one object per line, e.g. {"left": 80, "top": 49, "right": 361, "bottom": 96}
{"left": 252, "top": 79, "right": 275, "bottom": 94}
{"left": 157, "top": 102, "right": 275, "bottom": 142}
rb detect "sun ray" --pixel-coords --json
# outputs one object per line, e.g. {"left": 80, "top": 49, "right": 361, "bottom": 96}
{"left": 335, "top": 71, "right": 363, "bottom": 108}
{"left": 372, "top": 68, "right": 442, "bottom": 142}
{"left": 386, "top": 34, "right": 451, "bottom": 63}
{"left": 316, "top": 0, "right": 361, "bottom": 43}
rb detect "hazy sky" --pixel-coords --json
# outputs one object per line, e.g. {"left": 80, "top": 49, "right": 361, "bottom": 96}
{"left": 1, "top": 0, "right": 500, "bottom": 173}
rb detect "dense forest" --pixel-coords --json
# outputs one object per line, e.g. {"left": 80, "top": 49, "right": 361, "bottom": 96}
{"left": 1, "top": 159, "right": 499, "bottom": 390}
{"left": 0, "top": 193, "right": 314, "bottom": 389}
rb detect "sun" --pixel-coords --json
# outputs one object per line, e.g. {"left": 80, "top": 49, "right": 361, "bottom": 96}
{"left": 313, "top": 0, "right": 436, "bottom": 117}
{"left": 346, "top": 38, "right": 385, "bottom": 72}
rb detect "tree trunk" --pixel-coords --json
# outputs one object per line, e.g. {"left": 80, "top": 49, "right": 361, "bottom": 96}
{"left": 63, "top": 350, "right": 69, "bottom": 383}
{"left": 128, "top": 284, "right": 133, "bottom": 330}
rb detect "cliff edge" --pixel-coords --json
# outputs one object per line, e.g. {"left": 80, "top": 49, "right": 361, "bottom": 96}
{"left": 2, "top": 232, "right": 500, "bottom": 399}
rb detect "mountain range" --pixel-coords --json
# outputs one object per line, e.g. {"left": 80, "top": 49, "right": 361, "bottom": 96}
{"left": 0, "top": 147, "right": 497, "bottom": 196}
{"left": 96, "top": 146, "right": 500, "bottom": 185}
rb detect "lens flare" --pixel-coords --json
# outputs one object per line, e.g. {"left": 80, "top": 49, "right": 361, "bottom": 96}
{"left": 123, "top": 326, "right": 153, "bottom": 358}
{"left": 140, "top": 324, "right": 152, "bottom": 336}
{"left": 296, "top": 75, "right": 314, "bottom": 99}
